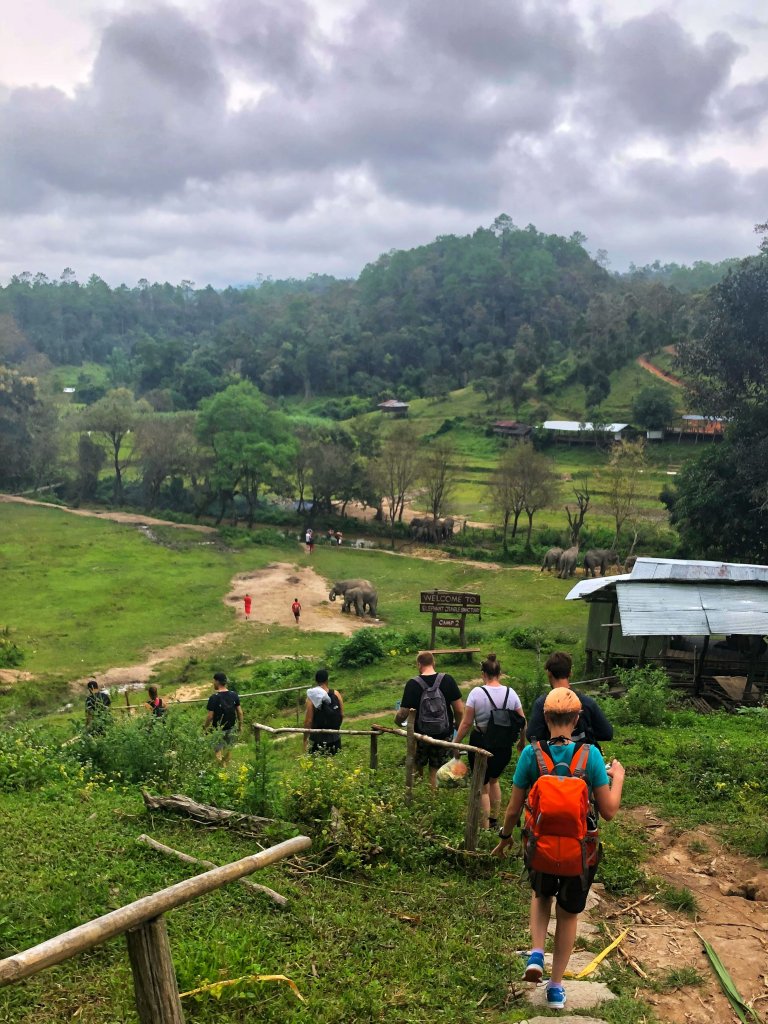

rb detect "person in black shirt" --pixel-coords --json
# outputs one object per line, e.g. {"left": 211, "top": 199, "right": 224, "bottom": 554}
{"left": 526, "top": 651, "right": 613, "bottom": 751}
{"left": 303, "top": 668, "right": 344, "bottom": 755}
{"left": 204, "top": 672, "right": 243, "bottom": 763}
{"left": 395, "top": 652, "right": 464, "bottom": 790}
{"left": 85, "top": 679, "right": 112, "bottom": 734}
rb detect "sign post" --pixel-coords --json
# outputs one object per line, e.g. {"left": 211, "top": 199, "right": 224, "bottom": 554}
{"left": 420, "top": 591, "right": 481, "bottom": 649}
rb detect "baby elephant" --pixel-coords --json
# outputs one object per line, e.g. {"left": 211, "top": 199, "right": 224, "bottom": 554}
{"left": 541, "top": 546, "right": 563, "bottom": 572}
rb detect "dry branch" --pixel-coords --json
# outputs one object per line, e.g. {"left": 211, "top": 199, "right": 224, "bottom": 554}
{"left": 137, "top": 835, "right": 287, "bottom": 908}
{"left": 141, "top": 791, "right": 280, "bottom": 831}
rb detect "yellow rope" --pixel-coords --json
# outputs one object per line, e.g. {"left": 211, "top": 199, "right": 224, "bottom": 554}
{"left": 564, "top": 928, "right": 629, "bottom": 979}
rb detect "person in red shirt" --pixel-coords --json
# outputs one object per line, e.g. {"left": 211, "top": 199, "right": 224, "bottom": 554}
{"left": 243, "top": 594, "right": 252, "bottom": 620}
{"left": 291, "top": 597, "right": 302, "bottom": 624}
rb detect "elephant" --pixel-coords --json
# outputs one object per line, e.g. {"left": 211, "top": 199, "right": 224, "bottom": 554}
{"left": 329, "top": 579, "right": 373, "bottom": 603}
{"left": 441, "top": 517, "right": 456, "bottom": 540}
{"left": 342, "top": 585, "right": 379, "bottom": 618}
{"left": 409, "top": 518, "right": 425, "bottom": 538}
{"left": 624, "top": 554, "right": 638, "bottom": 573}
{"left": 416, "top": 520, "right": 440, "bottom": 543}
{"left": 541, "top": 546, "right": 563, "bottom": 572}
{"left": 557, "top": 545, "right": 580, "bottom": 579}
{"left": 583, "top": 549, "right": 621, "bottom": 578}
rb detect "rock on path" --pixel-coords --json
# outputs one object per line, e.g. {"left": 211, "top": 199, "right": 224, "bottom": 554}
{"left": 528, "top": 979, "right": 617, "bottom": 1011}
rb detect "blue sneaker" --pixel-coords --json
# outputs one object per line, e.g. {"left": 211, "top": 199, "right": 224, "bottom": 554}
{"left": 546, "top": 983, "right": 567, "bottom": 1009}
{"left": 524, "top": 951, "right": 544, "bottom": 982}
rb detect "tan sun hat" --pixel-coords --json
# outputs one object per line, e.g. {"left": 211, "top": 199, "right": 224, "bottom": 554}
{"left": 544, "top": 688, "right": 582, "bottom": 715}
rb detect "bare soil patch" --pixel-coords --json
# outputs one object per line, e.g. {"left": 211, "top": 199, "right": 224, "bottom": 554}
{"left": 0, "top": 494, "right": 217, "bottom": 532}
{"left": 608, "top": 807, "right": 768, "bottom": 1024}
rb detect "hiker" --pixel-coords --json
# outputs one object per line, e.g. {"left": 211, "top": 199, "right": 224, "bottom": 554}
{"left": 454, "top": 653, "right": 526, "bottom": 829}
{"left": 243, "top": 593, "right": 252, "bottom": 620}
{"left": 334, "top": 530, "right": 343, "bottom": 546}
{"left": 303, "top": 668, "right": 344, "bottom": 755}
{"left": 85, "top": 679, "right": 112, "bottom": 733}
{"left": 204, "top": 672, "right": 243, "bottom": 763}
{"left": 145, "top": 684, "right": 166, "bottom": 719}
{"left": 526, "top": 651, "right": 613, "bottom": 751}
{"left": 395, "top": 652, "right": 464, "bottom": 790}
{"left": 493, "top": 688, "right": 625, "bottom": 1012}
{"left": 291, "top": 597, "right": 302, "bottom": 625}
{"left": 305, "top": 528, "right": 314, "bottom": 553}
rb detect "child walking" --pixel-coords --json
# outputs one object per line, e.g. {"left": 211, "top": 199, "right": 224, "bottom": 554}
{"left": 492, "top": 688, "right": 625, "bottom": 1011}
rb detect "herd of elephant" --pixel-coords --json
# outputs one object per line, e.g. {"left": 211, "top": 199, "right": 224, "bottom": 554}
{"left": 328, "top": 578, "right": 379, "bottom": 618}
{"left": 408, "top": 516, "right": 456, "bottom": 543}
{"left": 540, "top": 546, "right": 638, "bottom": 579}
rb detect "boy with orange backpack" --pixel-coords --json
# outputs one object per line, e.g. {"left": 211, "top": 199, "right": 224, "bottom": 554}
{"left": 492, "top": 688, "right": 625, "bottom": 1012}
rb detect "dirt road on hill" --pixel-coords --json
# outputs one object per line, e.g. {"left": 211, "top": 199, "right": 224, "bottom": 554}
{"left": 0, "top": 494, "right": 217, "bottom": 532}
{"left": 636, "top": 354, "right": 684, "bottom": 388}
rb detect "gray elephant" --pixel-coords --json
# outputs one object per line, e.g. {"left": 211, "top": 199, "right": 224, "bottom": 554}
{"left": 329, "top": 579, "right": 373, "bottom": 603}
{"left": 416, "top": 520, "right": 440, "bottom": 543}
{"left": 624, "top": 554, "right": 638, "bottom": 573}
{"left": 541, "top": 546, "right": 563, "bottom": 572}
{"left": 583, "top": 549, "right": 620, "bottom": 578}
{"left": 557, "top": 545, "right": 580, "bottom": 578}
{"left": 342, "top": 585, "right": 379, "bottom": 618}
{"left": 409, "top": 518, "right": 425, "bottom": 538}
{"left": 441, "top": 517, "right": 456, "bottom": 540}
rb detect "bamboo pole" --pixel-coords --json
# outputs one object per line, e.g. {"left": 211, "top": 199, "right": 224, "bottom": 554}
{"left": 463, "top": 754, "right": 488, "bottom": 852}
{"left": 125, "top": 916, "right": 185, "bottom": 1024}
{"left": 0, "top": 836, "right": 310, "bottom": 986}
{"left": 405, "top": 710, "right": 416, "bottom": 804}
{"left": 136, "top": 835, "right": 287, "bottom": 907}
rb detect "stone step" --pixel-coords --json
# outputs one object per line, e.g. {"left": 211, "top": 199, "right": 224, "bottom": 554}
{"left": 544, "top": 950, "right": 597, "bottom": 974}
{"left": 521, "top": 1017, "right": 608, "bottom": 1024}
{"left": 528, "top": 979, "right": 617, "bottom": 1012}
{"left": 548, "top": 917, "right": 599, "bottom": 937}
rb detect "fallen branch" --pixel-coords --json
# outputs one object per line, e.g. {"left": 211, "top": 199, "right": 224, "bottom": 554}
{"left": 605, "top": 892, "right": 656, "bottom": 919}
{"left": 141, "top": 791, "right": 282, "bottom": 831}
{"left": 607, "top": 928, "right": 648, "bottom": 979}
{"left": 137, "top": 834, "right": 287, "bottom": 908}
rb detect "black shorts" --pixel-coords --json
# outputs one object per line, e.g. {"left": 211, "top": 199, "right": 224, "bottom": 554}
{"left": 310, "top": 739, "right": 341, "bottom": 755}
{"left": 467, "top": 730, "right": 513, "bottom": 783}
{"left": 415, "top": 738, "right": 451, "bottom": 770}
{"left": 529, "top": 864, "right": 598, "bottom": 914}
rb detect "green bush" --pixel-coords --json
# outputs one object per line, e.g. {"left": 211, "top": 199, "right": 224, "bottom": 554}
{"left": 0, "top": 627, "right": 24, "bottom": 668}
{"left": 613, "top": 666, "right": 671, "bottom": 726}
{"left": 502, "top": 625, "right": 578, "bottom": 652}
{"left": 0, "top": 729, "right": 65, "bottom": 792}
{"left": 325, "top": 628, "right": 421, "bottom": 669}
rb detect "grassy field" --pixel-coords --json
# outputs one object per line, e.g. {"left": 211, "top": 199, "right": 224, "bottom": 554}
{"left": 2, "top": 504, "right": 767, "bottom": 1024}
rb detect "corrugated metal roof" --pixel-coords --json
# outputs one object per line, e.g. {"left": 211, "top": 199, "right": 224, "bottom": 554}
{"left": 566, "top": 575, "right": 631, "bottom": 600}
{"left": 615, "top": 582, "right": 768, "bottom": 636}
{"left": 630, "top": 558, "right": 768, "bottom": 584}
{"left": 542, "top": 420, "right": 629, "bottom": 433}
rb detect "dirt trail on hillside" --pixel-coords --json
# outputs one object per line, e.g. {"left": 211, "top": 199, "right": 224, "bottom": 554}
{"left": 636, "top": 354, "right": 684, "bottom": 388}
{"left": 0, "top": 494, "right": 216, "bottom": 532}
{"left": 606, "top": 807, "right": 768, "bottom": 1024}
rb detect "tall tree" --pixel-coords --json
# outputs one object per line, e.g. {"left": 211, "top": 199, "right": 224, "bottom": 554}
{"left": 373, "top": 422, "right": 421, "bottom": 545}
{"left": 490, "top": 447, "right": 527, "bottom": 555}
{"left": 420, "top": 439, "right": 457, "bottom": 523}
{"left": 197, "top": 380, "right": 296, "bottom": 527}
{"left": 133, "top": 412, "right": 197, "bottom": 510}
{"left": 82, "top": 388, "right": 150, "bottom": 504}
{"left": 604, "top": 439, "right": 647, "bottom": 548}
{"left": 518, "top": 447, "right": 557, "bottom": 550}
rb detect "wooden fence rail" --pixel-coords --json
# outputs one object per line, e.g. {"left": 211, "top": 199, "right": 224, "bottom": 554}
{"left": 252, "top": 711, "right": 491, "bottom": 852}
{"left": 0, "top": 835, "right": 311, "bottom": 1023}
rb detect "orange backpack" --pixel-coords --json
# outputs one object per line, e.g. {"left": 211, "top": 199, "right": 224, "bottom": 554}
{"left": 522, "top": 740, "right": 599, "bottom": 883}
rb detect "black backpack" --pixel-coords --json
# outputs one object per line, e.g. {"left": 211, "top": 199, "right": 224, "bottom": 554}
{"left": 213, "top": 690, "right": 238, "bottom": 729}
{"left": 478, "top": 687, "right": 525, "bottom": 753}
{"left": 414, "top": 673, "right": 450, "bottom": 737}
{"left": 313, "top": 690, "right": 342, "bottom": 732}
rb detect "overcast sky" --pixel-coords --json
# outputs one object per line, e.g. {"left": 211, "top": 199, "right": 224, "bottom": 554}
{"left": 1, "top": 0, "right": 767, "bottom": 286}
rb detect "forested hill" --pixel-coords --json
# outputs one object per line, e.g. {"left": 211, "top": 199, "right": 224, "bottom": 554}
{"left": 0, "top": 218, "right": 733, "bottom": 408}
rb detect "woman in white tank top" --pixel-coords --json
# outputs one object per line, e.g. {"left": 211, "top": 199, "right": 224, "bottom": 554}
{"left": 454, "top": 653, "right": 526, "bottom": 829}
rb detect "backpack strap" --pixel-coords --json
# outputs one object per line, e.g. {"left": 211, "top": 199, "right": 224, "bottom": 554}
{"left": 479, "top": 685, "right": 511, "bottom": 710}
{"left": 531, "top": 739, "right": 555, "bottom": 776}
{"left": 569, "top": 742, "right": 591, "bottom": 780}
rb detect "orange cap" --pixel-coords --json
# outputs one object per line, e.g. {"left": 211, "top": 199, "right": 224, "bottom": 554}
{"left": 544, "top": 688, "right": 582, "bottom": 715}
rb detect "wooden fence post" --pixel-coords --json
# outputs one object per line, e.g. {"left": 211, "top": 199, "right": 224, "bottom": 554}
{"left": 369, "top": 731, "right": 379, "bottom": 770}
{"left": 252, "top": 724, "right": 261, "bottom": 747}
{"left": 125, "top": 915, "right": 185, "bottom": 1024}
{"left": 405, "top": 710, "right": 416, "bottom": 804}
{"left": 463, "top": 752, "right": 487, "bottom": 852}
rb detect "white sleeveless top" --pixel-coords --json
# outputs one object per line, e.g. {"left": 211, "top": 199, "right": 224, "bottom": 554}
{"left": 466, "top": 684, "right": 523, "bottom": 732}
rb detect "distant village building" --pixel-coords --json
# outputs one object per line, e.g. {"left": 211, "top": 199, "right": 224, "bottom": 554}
{"left": 673, "top": 414, "right": 725, "bottom": 441}
{"left": 492, "top": 420, "right": 532, "bottom": 440}
{"left": 541, "top": 420, "right": 629, "bottom": 444}
{"left": 377, "top": 399, "right": 409, "bottom": 418}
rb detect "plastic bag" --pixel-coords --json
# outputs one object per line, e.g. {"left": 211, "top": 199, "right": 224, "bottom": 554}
{"left": 436, "top": 757, "right": 468, "bottom": 788}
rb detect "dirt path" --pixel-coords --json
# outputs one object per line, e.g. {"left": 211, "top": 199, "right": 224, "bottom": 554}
{"left": 607, "top": 807, "right": 768, "bottom": 1024}
{"left": 67, "top": 562, "right": 378, "bottom": 693}
{"left": 0, "top": 494, "right": 216, "bottom": 532}
{"left": 636, "top": 354, "right": 684, "bottom": 388}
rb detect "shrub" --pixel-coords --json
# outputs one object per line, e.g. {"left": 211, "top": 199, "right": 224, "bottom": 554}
{"left": 0, "top": 729, "right": 64, "bottom": 791}
{"left": 0, "top": 627, "right": 24, "bottom": 668}
{"left": 612, "top": 666, "right": 671, "bottom": 726}
{"left": 502, "top": 625, "right": 578, "bottom": 652}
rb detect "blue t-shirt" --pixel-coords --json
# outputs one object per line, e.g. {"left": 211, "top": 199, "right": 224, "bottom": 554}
{"left": 513, "top": 742, "right": 609, "bottom": 791}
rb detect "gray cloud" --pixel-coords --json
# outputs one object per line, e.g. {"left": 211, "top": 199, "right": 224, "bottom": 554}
{"left": 0, "top": 0, "right": 765, "bottom": 283}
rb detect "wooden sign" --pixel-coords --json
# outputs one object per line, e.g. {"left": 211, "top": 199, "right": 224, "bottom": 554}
{"left": 436, "top": 617, "right": 461, "bottom": 628}
{"left": 420, "top": 590, "right": 482, "bottom": 648}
